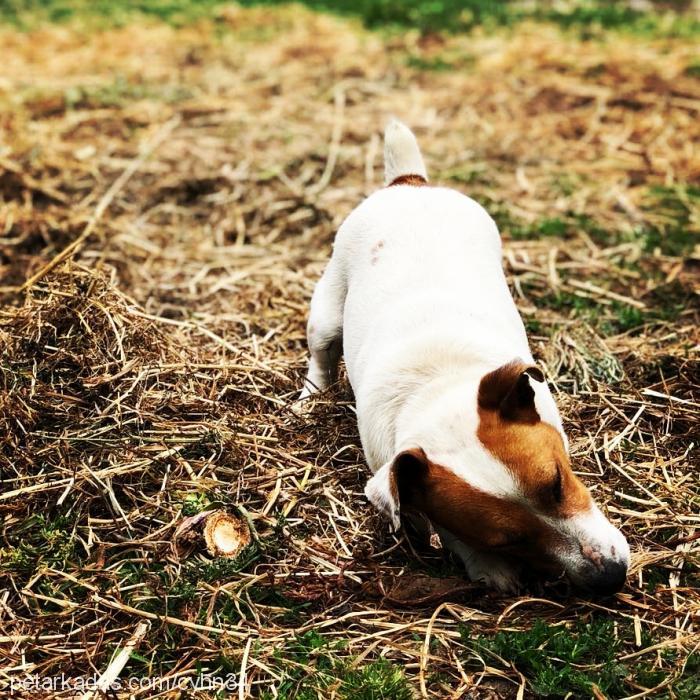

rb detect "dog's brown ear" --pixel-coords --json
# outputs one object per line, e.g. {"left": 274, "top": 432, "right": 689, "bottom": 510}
{"left": 393, "top": 448, "right": 430, "bottom": 505}
{"left": 365, "top": 448, "right": 429, "bottom": 529}
{"left": 478, "top": 360, "right": 545, "bottom": 423}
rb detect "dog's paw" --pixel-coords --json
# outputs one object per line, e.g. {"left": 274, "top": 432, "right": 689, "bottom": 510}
{"left": 290, "top": 396, "right": 314, "bottom": 417}
{"left": 436, "top": 528, "right": 521, "bottom": 593}
{"left": 291, "top": 384, "right": 321, "bottom": 416}
{"left": 462, "top": 551, "right": 521, "bottom": 593}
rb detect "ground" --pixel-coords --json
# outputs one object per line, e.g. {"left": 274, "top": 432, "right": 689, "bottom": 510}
{"left": 0, "top": 2, "right": 698, "bottom": 698}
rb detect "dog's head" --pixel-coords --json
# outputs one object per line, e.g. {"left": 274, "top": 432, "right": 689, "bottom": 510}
{"left": 365, "top": 360, "right": 629, "bottom": 594}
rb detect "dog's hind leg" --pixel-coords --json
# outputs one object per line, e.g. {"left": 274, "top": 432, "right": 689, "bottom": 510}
{"left": 297, "top": 258, "right": 346, "bottom": 404}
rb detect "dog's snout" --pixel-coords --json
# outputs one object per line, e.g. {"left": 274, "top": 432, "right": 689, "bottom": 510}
{"left": 582, "top": 559, "right": 628, "bottom": 596}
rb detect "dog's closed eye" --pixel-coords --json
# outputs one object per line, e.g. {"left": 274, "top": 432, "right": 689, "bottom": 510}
{"left": 537, "top": 464, "right": 562, "bottom": 508}
{"left": 551, "top": 465, "right": 563, "bottom": 504}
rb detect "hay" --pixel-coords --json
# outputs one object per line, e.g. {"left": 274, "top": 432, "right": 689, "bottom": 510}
{"left": 0, "top": 6, "right": 698, "bottom": 697}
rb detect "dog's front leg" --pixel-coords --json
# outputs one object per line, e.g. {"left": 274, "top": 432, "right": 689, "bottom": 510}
{"left": 297, "top": 259, "right": 346, "bottom": 405}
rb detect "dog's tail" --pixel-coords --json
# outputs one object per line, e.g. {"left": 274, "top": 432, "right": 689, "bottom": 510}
{"left": 383, "top": 119, "right": 428, "bottom": 187}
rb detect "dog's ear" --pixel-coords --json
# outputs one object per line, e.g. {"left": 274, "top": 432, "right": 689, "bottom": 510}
{"left": 478, "top": 360, "right": 545, "bottom": 423}
{"left": 364, "top": 448, "right": 429, "bottom": 530}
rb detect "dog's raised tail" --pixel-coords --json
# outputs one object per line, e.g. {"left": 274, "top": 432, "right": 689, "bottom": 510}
{"left": 383, "top": 119, "right": 428, "bottom": 187}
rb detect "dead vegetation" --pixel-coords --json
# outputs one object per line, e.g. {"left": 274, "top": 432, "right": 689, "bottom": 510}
{"left": 0, "top": 6, "right": 698, "bottom": 698}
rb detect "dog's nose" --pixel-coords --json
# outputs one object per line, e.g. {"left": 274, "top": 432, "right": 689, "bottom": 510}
{"left": 584, "top": 560, "right": 628, "bottom": 596}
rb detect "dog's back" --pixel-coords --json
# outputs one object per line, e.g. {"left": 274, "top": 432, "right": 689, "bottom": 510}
{"left": 338, "top": 125, "right": 528, "bottom": 396}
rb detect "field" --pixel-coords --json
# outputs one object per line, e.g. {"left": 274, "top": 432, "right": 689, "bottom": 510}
{"left": 0, "top": 1, "right": 698, "bottom": 698}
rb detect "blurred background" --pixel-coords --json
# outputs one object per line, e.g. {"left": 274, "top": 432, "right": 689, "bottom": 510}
{"left": 1, "top": 2, "right": 698, "bottom": 699}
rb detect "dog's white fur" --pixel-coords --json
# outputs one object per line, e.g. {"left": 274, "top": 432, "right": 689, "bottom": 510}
{"left": 298, "top": 120, "right": 629, "bottom": 591}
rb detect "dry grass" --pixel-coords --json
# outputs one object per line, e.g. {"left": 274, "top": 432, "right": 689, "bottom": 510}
{"left": 0, "top": 6, "right": 698, "bottom": 698}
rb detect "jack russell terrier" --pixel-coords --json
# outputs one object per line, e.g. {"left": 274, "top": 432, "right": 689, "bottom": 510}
{"left": 297, "top": 120, "right": 629, "bottom": 594}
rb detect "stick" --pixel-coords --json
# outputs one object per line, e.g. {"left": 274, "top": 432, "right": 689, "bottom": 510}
{"left": 80, "top": 621, "right": 150, "bottom": 700}
{"left": 306, "top": 86, "right": 345, "bottom": 196}
{"left": 92, "top": 593, "right": 247, "bottom": 639}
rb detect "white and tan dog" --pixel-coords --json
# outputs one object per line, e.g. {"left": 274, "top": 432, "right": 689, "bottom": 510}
{"left": 298, "top": 120, "right": 629, "bottom": 593}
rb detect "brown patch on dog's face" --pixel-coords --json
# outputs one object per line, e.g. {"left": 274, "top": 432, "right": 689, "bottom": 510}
{"left": 477, "top": 411, "right": 591, "bottom": 519}
{"left": 393, "top": 451, "right": 565, "bottom": 566}
{"left": 390, "top": 361, "right": 594, "bottom": 570}
{"left": 476, "top": 360, "right": 591, "bottom": 519}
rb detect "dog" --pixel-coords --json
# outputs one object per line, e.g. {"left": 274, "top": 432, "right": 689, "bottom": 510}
{"left": 297, "top": 120, "right": 629, "bottom": 593}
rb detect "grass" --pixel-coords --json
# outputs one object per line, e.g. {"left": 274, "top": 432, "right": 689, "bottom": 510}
{"left": 675, "top": 654, "right": 700, "bottom": 699}
{"left": 62, "top": 77, "right": 194, "bottom": 108}
{"left": 491, "top": 184, "right": 698, "bottom": 336}
{"left": 465, "top": 618, "right": 627, "bottom": 697}
{"left": 0, "top": 514, "right": 78, "bottom": 575}
{"left": 257, "top": 631, "right": 413, "bottom": 699}
{"left": 0, "top": 2, "right": 698, "bottom": 698}
{"left": 528, "top": 280, "right": 692, "bottom": 336}
{"left": 3, "top": 0, "right": 700, "bottom": 36}
{"left": 465, "top": 618, "right": 700, "bottom": 698}
{"left": 406, "top": 52, "right": 475, "bottom": 72}
{"left": 493, "top": 185, "right": 699, "bottom": 258}
{"left": 640, "top": 185, "right": 700, "bottom": 257}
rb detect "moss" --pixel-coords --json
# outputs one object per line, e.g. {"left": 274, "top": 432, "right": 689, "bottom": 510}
{"left": 339, "top": 658, "right": 413, "bottom": 700}
{"left": 180, "top": 491, "right": 212, "bottom": 516}
{"left": 260, "top": 632, "right": 412, "bottom": 700}
{"left": 675, "top": 653, "right": 700, "bottom": 699}
{"left": 0, "top": 513, "right": 79, "bottom": 576}
{"left": 462, "top": 618, "right": 627, "bottom": 697}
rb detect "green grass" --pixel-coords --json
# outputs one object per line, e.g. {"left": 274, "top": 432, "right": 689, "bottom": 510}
{"left": 109, "top": 542, "right": 262, "bottom": 614}
{"left": 486, "top": 183, "right": 698, "bottom": 317}
{"left": 463, "top": 618, "right": 625, "bottom": 696}
{"left": 483, "top": 205, "right": 580, "bottom": 243}
{"left": 493, "top": 186, "right": 699, "bottom": 257}
{"left": 0, "top": 0, "right": 228, "bottom": 27}
{"left": 180, "top": 491, "right": 212, "bottom": 515}
{"left": 0, "top": 513, "right": 79, "bottom": 576}
{"left": 406, "top": 52, "right": 475, "bottom": 72}
{"left": 462, "top": 618, "right": 654, "bottom": 697}
{"left": 257, "top": 631, "right": 413, "bottom": 699}
{"left": 675, "top": 653, "right": 700, "bottom": 700}
{"left": 440, "top": 164, "right": 492, "bottom": 186}
{"left": 461, "top": 618, "right": 700, "bottom": 698}
{"left": 341, "top": 659, "right": 414, "bottom": 700}
{"left": 529, "top": 281, "right": 691, "bottom": 336}
{"left": 2, "top": 0, "right": 700, "bottom": 36}
{"left": 510, "top": 216, "right": 570, "bottom": 240}
{"left": 640, "top": 185, "right": 700, "bottom": 257}
{"left": 63, "top": 77, "right": 193, "bottom": 108}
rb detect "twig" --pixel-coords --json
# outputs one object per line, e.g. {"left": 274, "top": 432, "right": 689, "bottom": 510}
{"left": 80, "top": 621, "right": 150, "bottom": 700}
